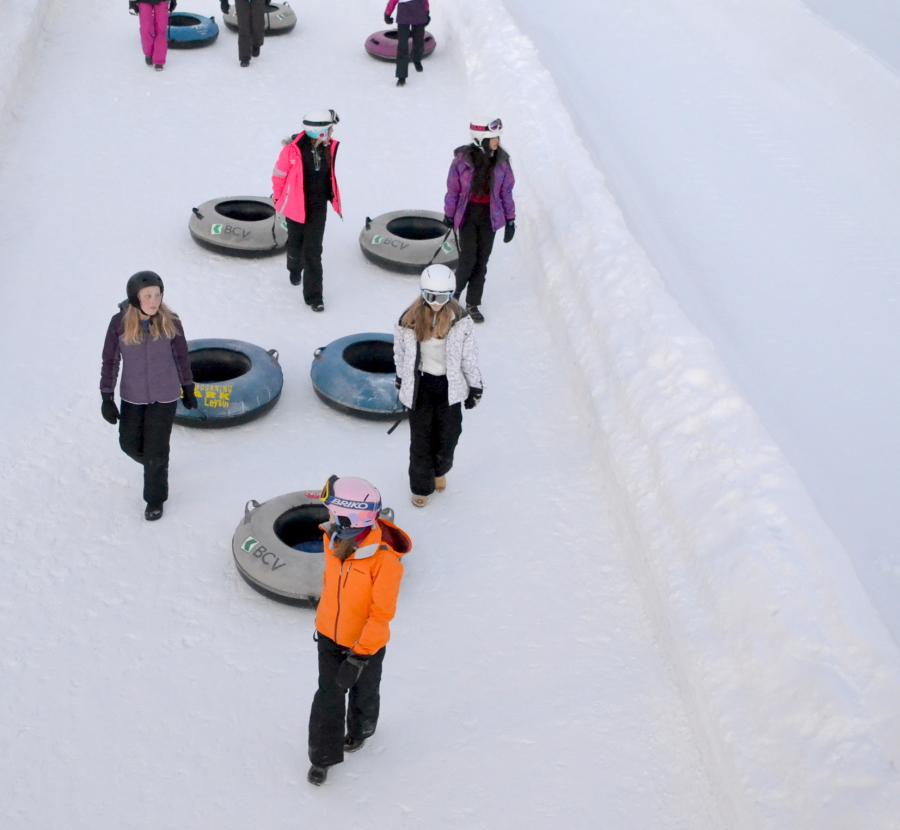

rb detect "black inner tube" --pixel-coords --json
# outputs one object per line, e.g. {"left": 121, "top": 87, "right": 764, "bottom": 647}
{"left": 216, "top": 200, "right": 275, "bottom": 223}
{"left": 385, "top": 216, "right": 447, "bottom": 241}
{"left": 169, "top": 14, "right": 203, "bottom": 27}
{"left": 342, "top": 341, "right": 396, "bottom": 374}
{"left": 274, "top": 505, "right": 329, "bottom": 548}
{"left": 190, "top": 348, "right": 252, "bottom": 382}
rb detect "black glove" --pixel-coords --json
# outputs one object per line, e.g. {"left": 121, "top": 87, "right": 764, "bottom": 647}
{"left": 394, "top": 376, "right": 402, "bottom": 390}
{"left": 464, "top": 388, "right": 483, "bottom": 410}
{"left": 503, "top": 220, "right": 516, "bottom": 243}
{"left": 335, "top": 654, "right": 368, "bottom": 691}
{"left": 181, "top": 385, "right": 198, "bottom": 410}
{"left": 442, "top": 215, "right": 453, "bottom": 228}
{"left": 128, "top": 0, "right": 138, "bottom": 13}
{"left": 384, "top": 13, "right": 393, "bottom": 25}
{"left": 101, "top": 395, "right": 119, "bottom": 424}
{"left": 220, "top": 0, "right": 229, "bottom": 13}
{"left": 169, "top": 0, "right": 176, "bottom": 10}
{"left": 425, "top": 14, "right": 431, "bottom": 25}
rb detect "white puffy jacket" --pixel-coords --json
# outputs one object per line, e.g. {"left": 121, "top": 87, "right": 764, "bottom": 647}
{"left": 393, "top": 308, "right": 483, "bottom": 408}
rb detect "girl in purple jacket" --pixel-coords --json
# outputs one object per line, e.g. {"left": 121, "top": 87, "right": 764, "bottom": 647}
{"left": 100, "top": 272, "right": 195, "bottom": 521}
{"left": 384, "top": 0, "right": 430, "bottom": 86}
{"left": 442, "top": 117, "right": 516, "bottom": 323}
{"left": 128, "top": 0, "right": 177, "bottom": 71}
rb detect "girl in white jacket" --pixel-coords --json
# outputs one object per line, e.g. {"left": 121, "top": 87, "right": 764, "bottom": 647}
{"left": 393, "top": 264, "right": 483, "bottom": 507}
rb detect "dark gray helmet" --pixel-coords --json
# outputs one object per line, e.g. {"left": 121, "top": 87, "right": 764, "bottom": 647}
{"left": 126, "top": 271, "right": 164, "bottom": 310}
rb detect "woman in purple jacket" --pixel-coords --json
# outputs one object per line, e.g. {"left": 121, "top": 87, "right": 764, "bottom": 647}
{"left": 100, "top": 271, "right": 195, "bottom": 521}
{"left": 128, "top": 0, "right": 177, "bottom": 71}
{"left": 384, "top": 0, "right": 430, "bottom": 86}
{"left": 442, "top": 117, "right": 516, "bottom": 323}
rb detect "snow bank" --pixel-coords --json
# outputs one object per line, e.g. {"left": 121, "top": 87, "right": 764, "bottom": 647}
{"left": 444, "top": 1, "right": 900, "bottom": 827}
{"left": 1, "top": 0, "right": 56, "bottom": 135}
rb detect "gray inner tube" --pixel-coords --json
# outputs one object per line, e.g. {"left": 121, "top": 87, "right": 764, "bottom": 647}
{"left": 342, "top": 340, "right": 395, "bottom": 374}
{"left": 190, "top": 348, "right": 252, "bottom": 383}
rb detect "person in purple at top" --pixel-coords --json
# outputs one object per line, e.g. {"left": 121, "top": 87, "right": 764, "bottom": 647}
{"left": 100, "top": 272, "right": 195, "bottom": 521}
{"left": 383, "top": 0, "right": 430, "bottom": 86}
{"left": 128, "top": 0, "right": 177, "bottom": 71}
{"left": 442, "top": 117, "right": 516, "bottom": 323}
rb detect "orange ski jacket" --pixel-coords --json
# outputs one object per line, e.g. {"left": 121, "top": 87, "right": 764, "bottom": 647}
{"left": 315, "top": 518, "right": 411, "bottom": 656}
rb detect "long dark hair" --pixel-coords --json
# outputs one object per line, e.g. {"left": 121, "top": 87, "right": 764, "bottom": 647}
{"left": 470, "top": 143, "right": 498, "bottom": 197}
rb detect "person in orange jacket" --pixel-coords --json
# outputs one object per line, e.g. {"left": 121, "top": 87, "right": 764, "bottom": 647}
{"left": 307, "top": 475, "right": 412, "bottom": 786}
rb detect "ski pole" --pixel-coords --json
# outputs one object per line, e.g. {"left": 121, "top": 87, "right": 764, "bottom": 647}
{"left": 386, "top": 413, "right": 405, "bottom": 435}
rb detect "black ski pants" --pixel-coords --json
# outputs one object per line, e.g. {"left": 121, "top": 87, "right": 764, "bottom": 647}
{"left": 235, "top": 0, "right": 265, "bottom": 62}
{"left": 395, "top": 23, "right": 426, "bottom": 80}
{"left": 118, "top": 400, "right": 177, "bottom": 507}
{"left": 308, "top": 633, "right": 386, "bottom": 768}
{"left": 286, "top": 204, "right": 327, "bottom": 306}
{"left": 454, "top": 203, "right": 497, "bottom": 307}
{"left": 408, "top": 373, "right": 463, "bottom": 497}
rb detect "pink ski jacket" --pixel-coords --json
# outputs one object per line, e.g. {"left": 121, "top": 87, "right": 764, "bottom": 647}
{"left": 271, "top": 134, "right": 342, "bottom": 224}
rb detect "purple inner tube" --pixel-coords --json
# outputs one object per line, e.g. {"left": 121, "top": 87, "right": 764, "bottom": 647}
{"left": 365, "top": 28, "right": 436, "bottom": 61}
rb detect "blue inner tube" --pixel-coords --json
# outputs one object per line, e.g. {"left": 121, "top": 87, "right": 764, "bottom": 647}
{"left": 167, "top": 12, "right": 219, "bottom": 48}
{"left": 310, "top": 332, "right": 405, "bottom": 420}
{"left": 176, "top": 338, "right": 283, "bottom": 428}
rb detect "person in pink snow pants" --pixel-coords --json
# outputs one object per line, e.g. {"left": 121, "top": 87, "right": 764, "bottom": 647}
{"left": 129, "top": 0, "right": 177, "bottom": 71}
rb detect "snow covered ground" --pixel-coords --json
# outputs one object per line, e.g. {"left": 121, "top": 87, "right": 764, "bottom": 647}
{"left": 2, "top": 1, "right": 899, "bottom": 828}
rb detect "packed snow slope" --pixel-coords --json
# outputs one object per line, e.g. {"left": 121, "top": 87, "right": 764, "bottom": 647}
{"left": 504, "top": 0, "right": 900, "bottom": 647}
{"left": 2, "top": 1, "right": 900, "bottom": 829}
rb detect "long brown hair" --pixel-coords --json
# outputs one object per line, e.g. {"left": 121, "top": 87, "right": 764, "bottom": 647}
{"left": 121, "top": 303, "right": 180, "bottom": 346}
{"left": 399, "top": 297, "right": 461, "bottom": 342}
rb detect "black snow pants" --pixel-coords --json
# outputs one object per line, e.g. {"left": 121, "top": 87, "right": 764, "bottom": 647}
{"left": 118, "top": 400, "right": 177, "bottom": 507}
{"left": 235, "top": 0, "right": 265, "bottom": 62}
{"left": 308, "top": 633, "right": 387, "bottom": 768}
{"left": 395, "top": 23, "right": 425, "bottom": 80}
{"left": 286, "top": 204, "right": 327, "bottom": 306}
{"left": 408, "top": 372, "right": 463, "bottom": 497}
{"left": 454, "top": 202, "right": 497, "bottom": 307}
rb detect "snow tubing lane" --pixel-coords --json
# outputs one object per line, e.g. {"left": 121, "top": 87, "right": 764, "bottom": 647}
{"left": 359, "top": 210, "right": 458, "bottom": 274}
{"left": 175, "top": 339, "right": 283, "bottom": 428}
{"left": 365, "top": 28, "right": 436, "bottom": 61}
{"left": 222, "top": 2, "right": 297, "bottom": 34}
{"left": 232, "top": 491, "right": 328, "bottom": 606}
{"left": 167, "top": 12, "right": 219, "bottom": 48}
{"left": 310, "top": 332, "right": 405, "bottom": 420}
{"left": 189, "top": 196, "right": 287, "bottom": 257}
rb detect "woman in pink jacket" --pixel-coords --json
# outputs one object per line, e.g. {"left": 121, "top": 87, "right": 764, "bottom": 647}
{"left": 128, "top": 0, "right": 177, "bottom": 71}
{"left": 271, "top": 110, "right": 342, "bottom": 312}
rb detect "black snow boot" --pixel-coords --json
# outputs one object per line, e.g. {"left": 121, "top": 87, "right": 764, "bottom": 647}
{"left": 467, "top": 305, "right": 485, "bottom": 323}
{"left": 307, "top": 765, "right": 328, "bottom": 786}
{"left": 145, "top": 56, "right": 153, "bottom": 66}
{"left": 396, "top": 78, "right": 406, "bottom": 87}
{"left": 145, "top": 503, "right": 164, "bottom": 521}
{"left": 289, "top": 268, "right": 302, "bottom": 286}
{"left": 343, "top": 735, "right": 366, "bottom": 753}
{"left": 414, "top": 61, "right": 423, "bottom": 72}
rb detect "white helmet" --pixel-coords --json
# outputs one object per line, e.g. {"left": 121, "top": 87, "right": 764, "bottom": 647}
{"left": 420, "top": 264, "right": 455, "bottom": 306}
{"left": 470, "top": 116, "right": 503, "bottom": 144}
{"left": 302, "top": 109, "right": 339, "bottom": 139}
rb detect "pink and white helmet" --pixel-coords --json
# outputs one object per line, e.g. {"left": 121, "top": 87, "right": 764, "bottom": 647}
{"left": 320, "top": 475, "right": 382, "bottom": 529}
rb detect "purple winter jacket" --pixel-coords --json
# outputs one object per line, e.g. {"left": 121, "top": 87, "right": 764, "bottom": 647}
{"left": 443, "top": 145, "right": 516, "bottom": 232}
{"left": 385, "top": 0, "right": 430, "bottom": 26}
{"left": 100, "top": 311, "right": 193, "bottom": 405}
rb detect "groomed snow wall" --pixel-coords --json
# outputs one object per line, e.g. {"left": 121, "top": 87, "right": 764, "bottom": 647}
{"left": 443, "top": 2, "right": 900, "bottom": 828}
{"left": 2, "top": 0, "right": 57, "bottom": 137}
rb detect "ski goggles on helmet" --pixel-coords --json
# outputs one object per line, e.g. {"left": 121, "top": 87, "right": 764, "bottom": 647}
{"left": 421, "top": 289, "right": 453, "bottom": 306}
{"left": 470, "top": 118, "right": 503, "bottom": 134}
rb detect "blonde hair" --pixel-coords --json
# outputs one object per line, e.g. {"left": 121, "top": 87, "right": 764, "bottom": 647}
{"left": 121, "top": 302, "right": 180, "bottom": 346}
{"left": 399, "top": 297, "right": 461, "bottom": 342}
